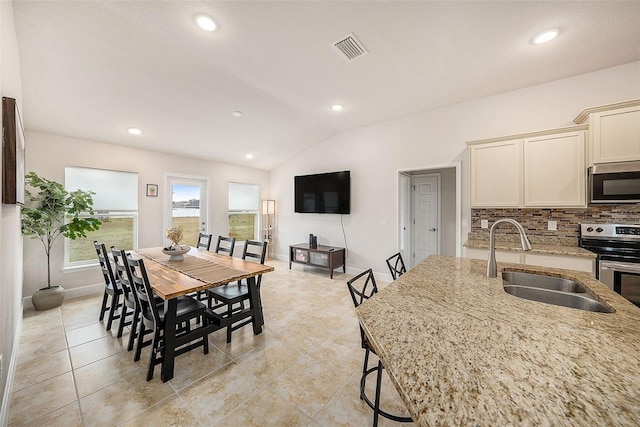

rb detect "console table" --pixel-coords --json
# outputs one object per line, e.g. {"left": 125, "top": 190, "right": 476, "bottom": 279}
{"left": 289, "top": 243, "right": 346, "bottom": 279}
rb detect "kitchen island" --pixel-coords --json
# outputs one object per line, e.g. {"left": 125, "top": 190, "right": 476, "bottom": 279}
{"left": 355, "top": 256, "right": 640, "bottom": 426}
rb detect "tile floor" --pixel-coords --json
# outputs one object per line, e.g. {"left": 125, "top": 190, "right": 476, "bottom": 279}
{"left": 8, "top": 260, "right": 414, "bottom": 426}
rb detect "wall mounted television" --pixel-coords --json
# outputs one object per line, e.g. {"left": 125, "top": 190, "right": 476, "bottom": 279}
{"left": 294, "top": 171, "right": 350, "bottom": 214}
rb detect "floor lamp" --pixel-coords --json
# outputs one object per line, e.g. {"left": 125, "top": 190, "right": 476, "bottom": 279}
{"left": 262, "top": 200, "right": 276, "bottom": 259}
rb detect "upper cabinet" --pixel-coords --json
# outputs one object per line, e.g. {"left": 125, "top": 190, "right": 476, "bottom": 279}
{"left": 468, "top": 127, "right": 587, "bottom": 208}
{"left": 470, "top": 139, "right": 522, "bottom": 207}
{"left": 574, "top": 100, "right": 640, "bottom": 165}
{"left": 523, "top": 131, "right": 586, "bottom": 207}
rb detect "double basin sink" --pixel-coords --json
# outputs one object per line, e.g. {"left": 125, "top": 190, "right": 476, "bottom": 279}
{"left": 502, "top": 271, "right": 614, "bottom": 313}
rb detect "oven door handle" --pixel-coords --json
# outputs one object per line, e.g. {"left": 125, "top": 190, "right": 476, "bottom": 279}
{"left": 600, "top": 260, "right": 640, "bottom": 275}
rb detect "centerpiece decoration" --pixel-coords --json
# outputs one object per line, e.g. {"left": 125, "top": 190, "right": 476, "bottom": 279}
{"left": 163, "top": 226, "right": 190, "bottom": 260}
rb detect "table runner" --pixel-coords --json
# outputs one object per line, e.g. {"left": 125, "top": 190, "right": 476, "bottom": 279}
{"left": 137, "top": 247, "right": 246, "bottom": 285}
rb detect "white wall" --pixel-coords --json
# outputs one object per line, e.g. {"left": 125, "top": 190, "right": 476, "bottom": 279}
{"left": 0, "top": 0, "right": 24, "bottom": 423}
{"left": 270, "top": 61, "right": 640, "bottom": 277}
{"left": 23, "top": 131, "right": 270, "bottom": 300}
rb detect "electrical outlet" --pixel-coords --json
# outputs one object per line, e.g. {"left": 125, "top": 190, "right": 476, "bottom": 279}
{"left": 481, "top": 220, "right": 489, "bottom": 229}
{"left": 548, "top": 220, "right": 557, "bottom": 231}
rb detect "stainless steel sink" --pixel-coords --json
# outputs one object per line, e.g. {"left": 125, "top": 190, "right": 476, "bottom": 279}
{"left": 503, "top": 285, "right": 614, "bottom": 313}
{"left": 502, "top": 271, "right": 586, "bottom": 293}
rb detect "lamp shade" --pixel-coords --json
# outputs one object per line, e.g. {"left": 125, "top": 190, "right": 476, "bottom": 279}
{"left": 262, "top": 199, "right": 276, "bottom": 215}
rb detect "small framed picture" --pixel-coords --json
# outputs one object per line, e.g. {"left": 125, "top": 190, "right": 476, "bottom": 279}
{"left": 146, "top": 184, "right": 158, "bottom": 197}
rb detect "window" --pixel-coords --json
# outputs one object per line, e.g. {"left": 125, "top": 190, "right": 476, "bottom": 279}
{"left": 64, "top": 167, "right": 138, "bottom": 267}
{"left": 228, "top": 182, "right": 259, "bottom": 241}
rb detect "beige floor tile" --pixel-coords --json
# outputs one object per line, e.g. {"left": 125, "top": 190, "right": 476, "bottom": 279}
{"left": 12, "top": 348, "right": 71, "bottom": 392}
{"left": 119, "top": 394, "right": 200, "bottom": 427}
{"left": 235, "top": 336, "right": 304, "bottom": 383}
{"left": 16, "top": 325, "right": 67, "bottom": 364}
{"left": 8, "top": 372, "right": 77, "bottom": 426}
{"left": 269, "top": 353, "right": 357, "bottom": 418}
{"left": 79, "top": 377, "right": 175, "bottom": 426}
{"left": 167, "top": 344, "right": 233, "bottom": 392}
{"left": 69, "top": 334, "right": 126, "bottom": 368}
{"left": 62, "top": 295, "right": 105, "bottom": 331}
{"left": 179, "top": 362, "right": 266, "bottom": 425}
{"left": 66, "top": 321, "right": 110, "bottom": 348}
{"left": 21, "top": 308, "right": 62, "bottom": 333}
{"left": 20, "top": 401, "right": 83, "bottom": 427}
{"left": 315, "top": 369, "right": 415, "bottom": 427}
{"left": 217, "top": 388, "right": 312, "bottom": 427}
{"left": 73, "top": 350, "right": 148, "bottom": 398}
{"left": 210, "top": 323, "right": 271, "bottom": 359}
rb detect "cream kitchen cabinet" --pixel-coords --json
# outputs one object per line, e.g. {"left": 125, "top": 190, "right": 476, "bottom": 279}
{"left": 574, "top": 100, "right": 640, "bottom": 165}
{"left": 468, "top": 126, "right": 587, "bottom": 208}
{"left": 470, "top": 139, "right": 522, "bottom": 207}
{"left": 523, "top": 130, "right": 586, "bottom": 207}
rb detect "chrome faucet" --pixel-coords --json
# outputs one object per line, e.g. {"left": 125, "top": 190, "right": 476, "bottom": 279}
{"left": 487, "top": 219, "right": 532, "bottom": 278}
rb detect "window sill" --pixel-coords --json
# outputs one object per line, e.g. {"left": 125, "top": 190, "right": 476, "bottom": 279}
{"left": 62, "top": 263, "right": 98, "bottom": 274}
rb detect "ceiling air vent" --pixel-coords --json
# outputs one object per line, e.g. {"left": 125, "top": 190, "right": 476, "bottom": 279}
{"left": 333, "top": 33, "right": 368, "bottom": 61}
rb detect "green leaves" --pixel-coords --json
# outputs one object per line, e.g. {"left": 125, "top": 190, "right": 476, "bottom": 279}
{"left": 21, "top": 172, "right": 103, "bottom": 287}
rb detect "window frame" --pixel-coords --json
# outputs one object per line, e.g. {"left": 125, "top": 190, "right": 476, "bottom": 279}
{"left": 63, "top": 167, "right": 139, "bottom": 270}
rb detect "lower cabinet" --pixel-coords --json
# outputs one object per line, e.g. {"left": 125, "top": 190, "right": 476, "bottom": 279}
{"left": 464, "top": 248, "right": 595, "bottom": 275}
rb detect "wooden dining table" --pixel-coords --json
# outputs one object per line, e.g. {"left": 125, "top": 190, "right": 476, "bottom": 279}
{"left": 133, "top": 246, "right": 274, "bottom": 382}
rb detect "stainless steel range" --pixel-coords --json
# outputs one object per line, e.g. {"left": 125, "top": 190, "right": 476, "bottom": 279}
{"left": 579, "top": 223, "right": 640, "bottom": 307}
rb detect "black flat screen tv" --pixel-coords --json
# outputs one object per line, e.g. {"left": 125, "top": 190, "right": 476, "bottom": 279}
{"left": 294, "top": 171, "right": 350, "bottom": 214}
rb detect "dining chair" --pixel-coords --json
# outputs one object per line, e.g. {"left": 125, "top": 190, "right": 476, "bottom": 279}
{"left": 385, "top": 252, "right": 406, "bottom": 280}
{"left": 208, "top": 239, "right": 267, "bottom": 343}
{"left": 347, "top": 269, "right": 412, "bottom": 427}
{"left": 196, "top": 233, "right": 213, "bottom": 251}
{"left": 123, "top": 253, "right": 211, "bottom": 381}
{"left": 95, "top": 241, "right": 123, "bottom": 332}
{"left": 215, "top": 235, "right": 236, "bottom": 256}
{"left": 111, "top": 247, "right": 141, "bottom": 351}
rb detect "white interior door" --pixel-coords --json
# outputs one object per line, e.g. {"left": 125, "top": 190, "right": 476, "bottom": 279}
{"left": 412, "top": 174, "right": 440, "bottom": 265}
{"left": 165, "top": 176, "right": 208, "bottom": 247}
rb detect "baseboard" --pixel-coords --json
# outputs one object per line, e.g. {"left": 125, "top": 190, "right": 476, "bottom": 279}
{"left": 0, "top": 301, "right": 23, "bottom": 427}
{"left": 23, "top": 283, "right": 103, "bottom": 309}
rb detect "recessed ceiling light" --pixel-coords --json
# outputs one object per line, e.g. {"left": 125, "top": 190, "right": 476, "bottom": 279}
{"left": 533, "top": 28, "right": 559, "bottom": 44}
{"left": 245, "top": 154, "right": 254, "bottom": 159}
{"left": 331, "top": 104, "right": 344, "bottom": 112}
{"left": 128, "top": 127, "right": 142, "bottom": 135}
{"left": 196, "top": 14, "right": 216, "bottom": 32}
{"left": 232, "top": 111, "right": 243, "bottom": 118}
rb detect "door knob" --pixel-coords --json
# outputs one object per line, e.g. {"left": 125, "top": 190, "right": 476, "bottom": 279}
{"left": 429, "top": 228, "right": 437, "bottom": 231}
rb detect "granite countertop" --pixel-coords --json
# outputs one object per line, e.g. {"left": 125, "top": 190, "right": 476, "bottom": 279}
{"left": 464, "top": 238, "right": 596, "bottom": 258}
{"left": 355, "top": 256, "right": 640, "bottom": 426}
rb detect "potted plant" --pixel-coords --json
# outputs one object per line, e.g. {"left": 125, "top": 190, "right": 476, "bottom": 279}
{"left": 162, "top": 226, "right": 190, "bottom": 260}
{"left": 21, "top": 171, "right": 102, "bottom": 310}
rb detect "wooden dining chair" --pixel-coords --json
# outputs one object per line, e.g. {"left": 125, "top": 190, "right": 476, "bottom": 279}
{"left": 208, "top": 239, "right": 267, "bottom": 343}
{"left": 347, "top": 269, "right": 412, "bottom": 427}
{"left": 95, "top": 241, "right": 123, "bottom": 332}
{"left": 123, "top": 253, "right": 211, "bottom": 381}
{"left": 196, "top": 233, "right": 213, "bottom": 251}
{"left": 385, "top": 252, "right": 406, "bottom": 280}
{"left": 111, "top": 247, "right": 141, "bottom": 351}
{"left": 215, "top": 235, "right": 236, "bottom": 256}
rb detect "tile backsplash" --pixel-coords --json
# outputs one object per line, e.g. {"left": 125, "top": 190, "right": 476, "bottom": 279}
{"left": 470, "top": 205, "right": 640, "bottom": 246}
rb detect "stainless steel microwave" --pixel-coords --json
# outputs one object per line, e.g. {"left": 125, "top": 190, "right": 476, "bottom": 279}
{"left": 589, "top": 161, "right": 640, "bottom": 204}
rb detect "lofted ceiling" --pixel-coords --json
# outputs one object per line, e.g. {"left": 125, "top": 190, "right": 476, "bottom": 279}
{"left": 12, "top": 1, "right": 640, "bottom": 170}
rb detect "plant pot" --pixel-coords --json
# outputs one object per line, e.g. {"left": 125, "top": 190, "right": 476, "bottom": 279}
{"left": 32, "top": 285, "right": 65, "bottom": 311}
{"left": 162, "top": 245, "right": 190, "bottom": 261}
